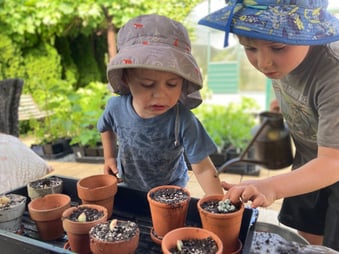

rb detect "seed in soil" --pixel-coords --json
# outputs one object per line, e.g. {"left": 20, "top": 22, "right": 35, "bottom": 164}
{"left": 90, "top": 219, "right": 138, "bottom": 242}
{"left": 0, "top": 194, "right": 26, "bottom": 210}
{"left": 151, "top": 188, "right": 189, "bottom": 204}
{"left": 169, "top": 237, "right": 218, "bottom": 254}
{"left": 68, "top": 207, "right": 104, "bottom": 222}
{"left": 28, "top": 176, "right": 62, "bottom": 189}
{"left": 201, "top": 199, "right": 239, "bottom": 214}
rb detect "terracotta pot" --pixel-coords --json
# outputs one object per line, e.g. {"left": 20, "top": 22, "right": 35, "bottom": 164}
{"left": 89, "top": 219, "right": 140, "bottom": 254}
{"left": 62, "top": 204, "right": 108, "bottom": 254}
{"left": 77, "top": 174, "right": 117, "bottom": 218}
{"left": 197, "top": 194, "right": 244, "bottom": 254}
{"left": 147, "top": 185, "right": 191, "bottom": 244}
{"left": 162, "top": 227, "right": 223, "bottom": 254}
{"left": 0, "top": 194, "right": 26, "bottom": 233}
{"left": 27, "top": 176, "right": 63, "bottom": 200}
{"left": 28, "top": 193, "right": 71, "bottom": 241}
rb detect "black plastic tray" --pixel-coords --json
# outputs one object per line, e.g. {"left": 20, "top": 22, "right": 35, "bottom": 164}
{"left": 5, "top": 176, "right": 258, "bottom": 254}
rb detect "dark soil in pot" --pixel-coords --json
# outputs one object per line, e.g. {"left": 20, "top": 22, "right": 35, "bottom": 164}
{"left": 150, "top": 187, "right": 190, "bottom": 204}
{"left": 27, "top": 176, "right": 63, "bottom": 199}
{"left": 169, "top": 237, "right": 218, "bottom": 254}
{"left": 90, "top": 219, "right": 138, "bottom": 241}
{"left": 68, "top": 207, "right": 104, "bottom": 222}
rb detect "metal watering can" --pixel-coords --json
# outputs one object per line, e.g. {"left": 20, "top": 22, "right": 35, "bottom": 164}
{"left": 218, "top": 111, "right": 294, "bottom": 174}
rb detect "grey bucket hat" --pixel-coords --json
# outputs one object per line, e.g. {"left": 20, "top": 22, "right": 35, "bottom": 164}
{"left": 107, "top": 14, "right": 203, "bottom": 109}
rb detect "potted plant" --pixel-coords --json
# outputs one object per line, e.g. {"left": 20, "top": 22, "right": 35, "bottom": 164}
{"left": 62, "top": 204, "right": 108, "bottom": 254}
{"left": 28, "top": 193, "right": 71, "bottom": 241}
{"left": 77, "top": 174, "right": 118, "bottom": 219}
{"left": 147, "top": 185, "right": 191, "bottom": 245}
{"left": 0, "top": 194, "right": 27, "bottom": 233}
{"left": 161, "top": 227, "right": 223, "bottom": 254}
{"left": 197, "top": 195, "right": 244, "bottom": 254}
{"left": 89, "top": 219, "right": 140, "bottom": 254}
{"left": 27, "top": 176, "right": 63, "bottom": 200}
{"left": 193, "top": 98, "right": 260, "bottom": 175}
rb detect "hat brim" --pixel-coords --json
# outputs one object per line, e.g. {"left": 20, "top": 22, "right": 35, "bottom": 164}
{"left": 107, "top": 44, "right": 203, "bottom": 108}
{"left": 199, "top": 3, "right": 339, "bottom": 46}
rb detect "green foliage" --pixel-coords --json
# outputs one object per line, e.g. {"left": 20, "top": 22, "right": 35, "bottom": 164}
{"left": 193, "top": 98, "right": 260, "bottom": 151}
{"left": 0, "top": 34, "right": 25, "bottom": 80}
{"left": 69, "top": 81, "right": 111, "bottom": 147}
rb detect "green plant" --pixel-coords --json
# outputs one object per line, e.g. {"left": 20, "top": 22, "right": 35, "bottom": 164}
{"left": 193, "top": 97, "right": 260, "bottom": 151}
{"left": 69, "top": 81, "right": 111, "bottom": 147}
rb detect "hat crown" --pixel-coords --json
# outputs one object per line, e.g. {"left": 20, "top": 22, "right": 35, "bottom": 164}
{"left": 240, "top": 0, "right": 328, "bottom": 9}
{"left": 117, "top": 14, "right": 191, "bottom": 53}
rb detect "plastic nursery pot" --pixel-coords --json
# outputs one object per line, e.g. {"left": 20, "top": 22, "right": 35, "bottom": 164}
{"left": 162, "top": 227, "right": 223, "bottom": 254}
{"left": 0, "top": 194, "right": 27, "bottom": 233}
{"left": 197, "top": 194, "right": 244, "bottom": 254}
{"left": 62, "top": 204, "right": 108, "bottom": 254}
{"left": 89, "top": 219, "right": 140, "bottom": 254}
{"left": 147, "top": 185, "right": 191, "bottom": 245}
{"left": 27, "top": 176, "right": 63, "bottom": 200}
{"left": 28, "top": 193, "right": 71, "bottom": 241}
{"left": 77, "top": 174, "right": 117, "bottom": 218}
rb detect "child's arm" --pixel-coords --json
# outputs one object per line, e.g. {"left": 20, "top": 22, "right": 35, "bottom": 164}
{"left": 100, "top": 131, "right": 118, "bottom": 176}
{"left": 222, "top": 146, "right": 339, "bottom": 207}
{"left": 191, "top": 156, "right": 224, "bottom": 195}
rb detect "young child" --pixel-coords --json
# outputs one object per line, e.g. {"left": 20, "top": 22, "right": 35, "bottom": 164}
{"left": 97, "top": 14, "right": 223, "bottom": 196}
{"left": 199, "top": 0, "right": 339, "bottom": 250}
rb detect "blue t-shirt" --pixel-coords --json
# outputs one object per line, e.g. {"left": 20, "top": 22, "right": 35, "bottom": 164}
{"left": 97, "top": 95, "right": 217, "bottom": 191}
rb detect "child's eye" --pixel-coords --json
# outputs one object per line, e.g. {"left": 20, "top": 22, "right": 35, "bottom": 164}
{"left": 167, "top": 82, "right": 178, "bottom": 87}
{"left": 141, "top": 82, "right": 154, "bottom": 88}
{"left": 272, "top": 46, "right": 285, "bottom": 52}
{"left": 244, "top": 47, "right": 256, "bottom": 52}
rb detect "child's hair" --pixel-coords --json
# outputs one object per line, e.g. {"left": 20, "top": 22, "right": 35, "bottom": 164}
{"left": 107, "top": 14, "right": 203, "bottom": 109}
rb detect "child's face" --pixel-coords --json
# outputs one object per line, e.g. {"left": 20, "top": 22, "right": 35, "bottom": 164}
{"left": 124, "top": 68, "right": 183, "bottom": 118}
{"left": 238, "top": 36, "right": 310, "bottom": 79}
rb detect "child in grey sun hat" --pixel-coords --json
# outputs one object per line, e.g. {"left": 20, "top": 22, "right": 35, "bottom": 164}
{"left": 107, "top": 13, "right": 203, "bottom": 109}
{"left": 98, "top": 14, "right": 224, "bottom": 195}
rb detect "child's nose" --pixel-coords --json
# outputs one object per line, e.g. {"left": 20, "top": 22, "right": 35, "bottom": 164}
{"left": 257, "top": 54, "right": 273, "bottom": 70}
{"left": 152, "top": 84, "right": 167, "bottom": 98}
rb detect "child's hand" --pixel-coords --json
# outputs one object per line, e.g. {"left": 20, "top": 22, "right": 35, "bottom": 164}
{"left": 103, "top": 158, "right": 123, "bottom": 183}
{"left": 221, "top": 180, "right": 274, "bottom": 208}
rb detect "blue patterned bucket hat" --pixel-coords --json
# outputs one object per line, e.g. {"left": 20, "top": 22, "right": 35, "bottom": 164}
{"left": 198, "top": 0, "right": 339, "bottom": 47}
{"left": 107, "top": 14, "right": 203, "bottom": 109}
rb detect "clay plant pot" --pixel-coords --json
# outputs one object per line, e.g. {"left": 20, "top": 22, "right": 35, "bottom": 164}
{"left": 27, "top": 176, "right": 63, "bottom": 200}
{"left": 197, "top": 194, "right": 244, "bottom": 254}
{"left": 147, "top": 185, "right": 191, "bottom": 244}
{"left": 89, "top": 219, "right": 140, "bottom": 254}
{"left": 62, "top": 204, "right": 108, "bottom": 254}
{"left": 28, "top": 193, "right": 71, "bottom": 241}
{"left": 0, "top": 194, "right": 27, "bottom": 233}
{"left": 162, "top": 227, "right": 223, "bottom": 254}
{"left": 77, "top": 174, "right": 117, "bottom": 218}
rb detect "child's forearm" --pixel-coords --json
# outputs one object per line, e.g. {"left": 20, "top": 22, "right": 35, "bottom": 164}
{"left": 101, "top": 131, "right": 117, "bottom": 160}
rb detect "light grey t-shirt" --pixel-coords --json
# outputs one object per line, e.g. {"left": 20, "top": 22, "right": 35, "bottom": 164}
{"left": 273, "top": 41, "right": 339, "bottom": 168}
{"left": 97, "top": 95, "right": 217, "bottom": 191}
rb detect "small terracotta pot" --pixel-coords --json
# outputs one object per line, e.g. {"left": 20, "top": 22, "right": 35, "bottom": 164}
{"left": 197, "top": 194, "right": 244, "bottom": 254}
{"left": 62, "top": 204, "right": 108, "bottom": 254}
{"left": 28, "top": 193, "right": 71, "bottom": 241}
{"left": 27, "top": 176, "right": 63, "bottom": 200}
{"left": 0, "top": 194, "right": 26, "bottom": 233}
{"left": 89, "top": 219, "right": 140, "bottom": 254}
{"left": 147, "top": 185, "right": 191, "bottom": 244}
{"left": 77, "top": 174, "right": 117, "bottom": 218}
{"left": 162, "top": 227, "right": 223, "bottom": 254}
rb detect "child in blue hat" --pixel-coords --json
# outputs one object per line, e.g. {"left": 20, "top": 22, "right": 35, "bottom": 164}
{"left": 199, "top": 0, "right": 339, "bottom": 249}
{"left": 98, "top": 14, "right": 224, "bottom": 196}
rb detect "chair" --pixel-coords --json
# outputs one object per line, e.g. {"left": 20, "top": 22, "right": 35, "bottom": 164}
{"left": 0, "top": 78, "right": 24, "bottom": 137}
